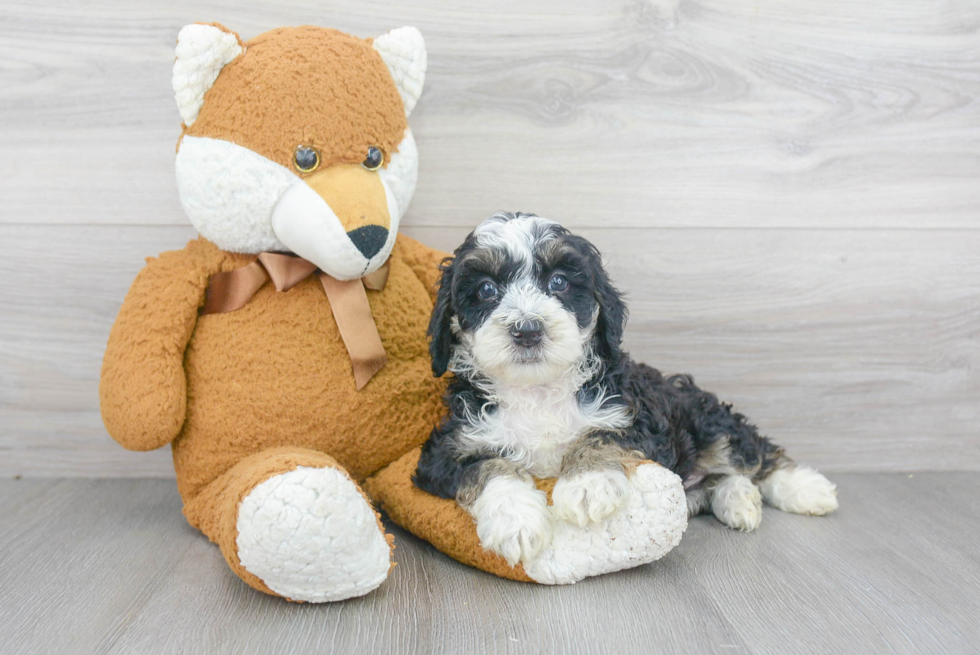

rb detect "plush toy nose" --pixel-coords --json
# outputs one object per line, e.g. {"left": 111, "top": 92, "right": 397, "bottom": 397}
{"left": 303, "top": 164, "right": 391, "bottom": 249}
{"left": 347, "top": 225, "right": 389, "bottom": 259}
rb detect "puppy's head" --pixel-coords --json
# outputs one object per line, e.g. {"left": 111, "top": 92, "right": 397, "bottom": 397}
{"left": 429, "top": 212, "right": 627, "bottom": 386}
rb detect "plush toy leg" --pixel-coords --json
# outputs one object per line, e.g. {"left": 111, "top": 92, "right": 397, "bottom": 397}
{"left": 183, "top": 447, "right": 393, "bottom": 602}
{"left": 365, "top": 448, "right": 688, "bottom": 585}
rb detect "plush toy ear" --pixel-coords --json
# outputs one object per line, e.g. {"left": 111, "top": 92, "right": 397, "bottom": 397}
{"left": 172, "top": 23, "right": 243, "bottom": 127}
{"left": 428, "top": 257, "right": 457, "bottom": 377}
{"left": 373, "top": 27, "right": 427, "bottom": 117}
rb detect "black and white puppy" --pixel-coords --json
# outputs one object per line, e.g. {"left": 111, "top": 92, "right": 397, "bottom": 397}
{"left": 414, "top": 212, "right": 838, "bottom": 566}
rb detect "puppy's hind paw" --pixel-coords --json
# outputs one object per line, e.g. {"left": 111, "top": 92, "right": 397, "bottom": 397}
{"left": 711, "top": 475, "right": 763, "bottom": 531}
{"left": 472, "top": 477, "right": 552, "bottom": 566}
{"left": 760, "top": 466, "right": 839, "bottom": 516}
{"left": 553, "top": 469, "right": 631, "bottom": 527}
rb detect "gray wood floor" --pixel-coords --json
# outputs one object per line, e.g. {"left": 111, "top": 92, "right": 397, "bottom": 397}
{"left": 1, "top": 474, "right": 977, "bottom": 654}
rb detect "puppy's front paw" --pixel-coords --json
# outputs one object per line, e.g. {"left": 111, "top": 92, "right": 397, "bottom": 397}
{"left": 553, "top": 469, "right": 631, "bottom": 527}
{"left": 471, "top": 477, "right": 552, "bottom": 566}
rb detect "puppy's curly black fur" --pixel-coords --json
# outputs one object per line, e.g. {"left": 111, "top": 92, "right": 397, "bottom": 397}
{"left": 415, "top": 343, "right": 786, "bottom": 502}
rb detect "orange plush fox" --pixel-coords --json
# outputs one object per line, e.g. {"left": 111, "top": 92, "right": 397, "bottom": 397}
{"left": 101, "top": 23, "right": 448, "bottom": 602}
{"left": 101, "top": 23, "right": 687, "bottom": 602}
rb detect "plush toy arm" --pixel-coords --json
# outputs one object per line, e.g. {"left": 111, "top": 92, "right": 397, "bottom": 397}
{"left": 100, "top": 243, "right": 218, "bottom": 451}
{"left": 393, "top": 233, "right": 450, "bottom": 304}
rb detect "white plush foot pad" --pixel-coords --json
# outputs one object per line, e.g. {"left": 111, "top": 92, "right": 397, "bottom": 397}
{"left": 236, "top": 466, "right": 391, "bottom": 602}
{"left": 523, "top": 463, "right": 687, "bottom": 585}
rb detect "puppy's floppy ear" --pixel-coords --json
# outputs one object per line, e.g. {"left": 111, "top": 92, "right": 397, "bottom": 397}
{"left": 428, "top": 257, "right": 457, "bottom": 377}
{"left": 589, "top": 247, "right": 628, "bottom": 362}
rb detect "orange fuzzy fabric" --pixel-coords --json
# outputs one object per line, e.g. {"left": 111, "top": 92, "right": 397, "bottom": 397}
{"left": 185, "top": 26, "right": 408, "bottom": 174}
{"left": 101, "top": 233, "right": 447, "bottom": 494}
{"left": 366, "top": 449, "right": 536, "bottom": 583}
{"left": 102, "top": 22, "right": 551, "bottom": 599}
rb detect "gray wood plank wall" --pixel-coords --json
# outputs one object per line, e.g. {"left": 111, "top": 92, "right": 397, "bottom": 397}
{"left": 1, "top": 0, "right": 978, "bottom": 476}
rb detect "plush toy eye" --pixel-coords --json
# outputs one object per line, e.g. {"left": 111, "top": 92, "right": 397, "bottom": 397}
{"left": 548, "top": 274, "right": 568, "bottom": 292}
{"left": 478, "top": 280, "right": 498, "bottom": 300}
{"left": 362, "top": 146, "right": 384, "bottom": 171}
{"left": 294, "top": 146, "right": 320, "bottom": 173}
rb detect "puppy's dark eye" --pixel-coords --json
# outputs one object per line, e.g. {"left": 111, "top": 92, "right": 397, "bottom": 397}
{"left": 548, "top": 274, "right": 568, "bottom": 292}
{"left": 362, "top": 146, "right": 384, "bottom": 171}
{"left": 294, "top": 146, "right": 320, "bottom": 173}
{"left": 478, "top": 281, "right": 498, "bottom": 300}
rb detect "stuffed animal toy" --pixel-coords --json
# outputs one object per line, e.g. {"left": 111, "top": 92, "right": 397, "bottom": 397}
{"left": 100, "top": 23, "right": 687, "bottom": 603}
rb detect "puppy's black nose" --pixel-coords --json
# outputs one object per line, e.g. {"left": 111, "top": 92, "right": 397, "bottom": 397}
{"left": 511, "top": 320, "right": 544, "bottom": 347}
{"left": 347, "top": 225, "right": 388, "bottom": 259}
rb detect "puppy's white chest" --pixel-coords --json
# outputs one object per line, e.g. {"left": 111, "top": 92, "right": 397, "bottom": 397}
{"left": 459, "top": 385, "right": 631, "bottom": 478}
{"left": 495, "top": 393, "right": 586, "bottom": 477}
{"left": 458, "top": 383, "right": 613, "bottom": 478}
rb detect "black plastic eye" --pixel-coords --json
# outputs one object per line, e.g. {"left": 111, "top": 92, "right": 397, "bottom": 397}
{"left": 548, "top": 274, "right": 568, "bottom": 292}
{"left": 362, "top": 146, "right": 384, "bottom": 171}
{"left": 294, "top": 146, "right": 320, "bottom": 173}
{"left": 478, "top": 280, "right": 498, "bottom": 300}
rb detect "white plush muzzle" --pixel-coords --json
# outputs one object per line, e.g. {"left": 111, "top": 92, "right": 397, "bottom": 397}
{"left": 174, "top": 130, "right": 418, "bottom": 277}
{"left": 270, "top": 172, "right": 401, "bottom": 280}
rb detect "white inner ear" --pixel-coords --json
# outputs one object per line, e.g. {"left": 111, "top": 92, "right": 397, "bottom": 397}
{"left": 373, "top": 27, "right": 427, "bottom": 117}
{"left": 173, "top": 24, "right": 243, "bottom": 126}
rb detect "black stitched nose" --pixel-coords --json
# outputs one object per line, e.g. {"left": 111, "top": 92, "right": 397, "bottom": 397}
{"left": 347, "top": 225, "right": 388, "bottom": 259}
{"left": 511, "top": 320, "right": 544, "bottom": 347}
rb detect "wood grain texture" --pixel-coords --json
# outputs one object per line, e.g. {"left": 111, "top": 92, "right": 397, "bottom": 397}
{"left": 1, "top": 0, "right": 979, "bottom": 476}
{"left": 0, "top": 0, "right": 978, "bottom": 228}
{"left": 0, "top": 474, "right": 977, "bottom": 654}
{"left": 2, "top": 225, "right": 979, "bottom": 476}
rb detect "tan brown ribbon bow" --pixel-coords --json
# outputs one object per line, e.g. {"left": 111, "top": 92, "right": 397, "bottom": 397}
{"left": 201, "top": 252, "right": 390, "bottom": 390}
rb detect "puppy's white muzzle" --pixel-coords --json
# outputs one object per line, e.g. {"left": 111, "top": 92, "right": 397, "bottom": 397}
{"left": 470, "top": 284, "right": 588, "bottom": 386}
